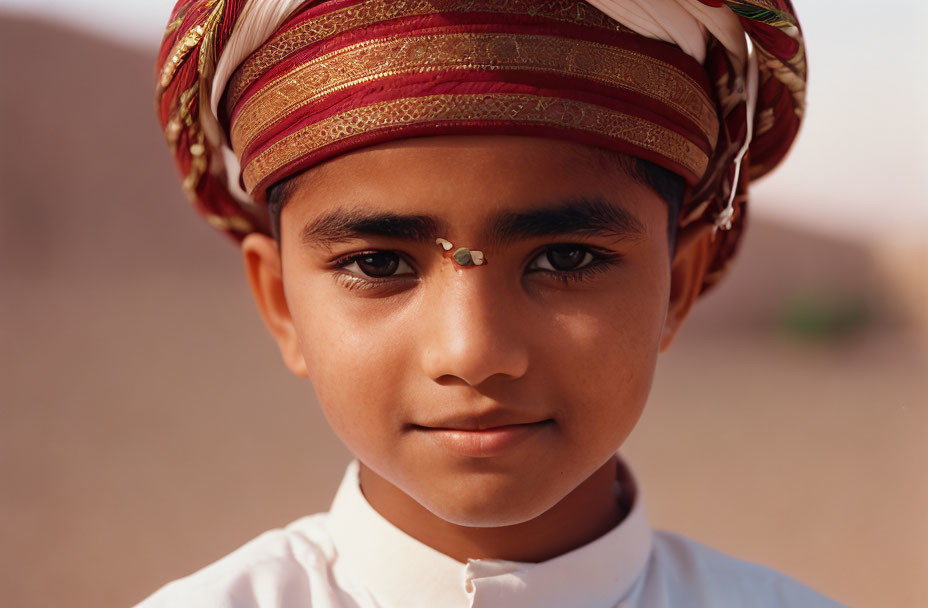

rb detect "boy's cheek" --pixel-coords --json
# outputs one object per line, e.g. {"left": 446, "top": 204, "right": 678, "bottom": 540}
{"left": 292, "top": 307, "right": 413, "bottom": 432}
{"left": 547, "top": 293, "right": 664, "bottom": 440}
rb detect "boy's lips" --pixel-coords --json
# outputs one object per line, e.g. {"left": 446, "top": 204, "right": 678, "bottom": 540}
{"left": 410, "top": 416, "right": 555, "bottom": 458}
{"left": 411, "top": 409, "right": 552, "bottom": 432}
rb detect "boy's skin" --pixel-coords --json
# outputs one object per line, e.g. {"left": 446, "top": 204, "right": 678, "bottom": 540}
{"left": 242, "top": 134, "right": 715, "bottom": 565}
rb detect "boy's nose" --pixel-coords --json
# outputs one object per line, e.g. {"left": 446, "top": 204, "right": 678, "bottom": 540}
{"left": 419, "top": 270, "right": 530, "bottom": 388}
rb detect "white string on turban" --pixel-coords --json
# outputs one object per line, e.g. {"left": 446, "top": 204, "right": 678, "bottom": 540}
{"left": 210, "top": 0, "right": 758, "bottom": 211}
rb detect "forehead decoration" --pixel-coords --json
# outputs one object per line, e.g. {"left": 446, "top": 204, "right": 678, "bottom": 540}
{"left": 436, "top": 239, "right": 487, "bottom": 268}
{"left": 155, "top": 0, "right": 806, "bottom": 294}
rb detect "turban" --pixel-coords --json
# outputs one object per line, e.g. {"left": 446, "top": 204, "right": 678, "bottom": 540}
{"left": 155, "top": 0, "right": 806, "bottom": 293}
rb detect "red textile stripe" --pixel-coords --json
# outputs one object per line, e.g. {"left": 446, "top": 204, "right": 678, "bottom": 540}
{"left": 229, "top": 4, "right": 714, "bottom": 124}
{"left": 224, "top": 0, "right": 652, "bottom": 109}
{"left": 256, "top": 119, "right": 697, "bottom": 204}
{"left": 239, "top": 70, "right": 714, "bottom": 177}
{"left": 239, "top": 93, "right": 710, "bottom": 197}
{"left": 245, "top": 72, "right": 713, "bottom": 164}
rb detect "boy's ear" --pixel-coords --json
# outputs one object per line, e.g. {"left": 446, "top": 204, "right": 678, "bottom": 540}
{"left": 659, "top": 221, "right": 715, "bottom": 353}
{"left": 241, "top": 233, "right": 308, "bottom": 378}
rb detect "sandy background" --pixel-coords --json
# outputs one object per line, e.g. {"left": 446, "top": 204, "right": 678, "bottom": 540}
{"left": 1, "top": 14, "right": 926, "bottom": 608}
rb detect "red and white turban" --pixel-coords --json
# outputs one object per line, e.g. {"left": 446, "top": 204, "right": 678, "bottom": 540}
{"left": 155, "top": 0, "right": 806, "bottom": 293}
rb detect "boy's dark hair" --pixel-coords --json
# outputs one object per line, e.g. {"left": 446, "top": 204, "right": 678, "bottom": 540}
{"left": 589, "top": 149, "right": 685, "bottom": 249}
{"left": 265, "top": 147, "right": 684, "bottom": 251}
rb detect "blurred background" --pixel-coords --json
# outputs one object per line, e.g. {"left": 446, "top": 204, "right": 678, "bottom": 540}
{"left": 0, "top": 1, "right": 925, "bottom": 606}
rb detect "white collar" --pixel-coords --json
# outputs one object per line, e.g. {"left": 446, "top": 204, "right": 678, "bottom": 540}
{"left": 326, "top": 456, "right": 653, "bottom": 608}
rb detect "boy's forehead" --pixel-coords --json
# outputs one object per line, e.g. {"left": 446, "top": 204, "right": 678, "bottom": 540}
{"left": 290, "top": 135, "right": 642, "bottom": 207}
{"left": 282, "top": 137, "right": 657, "bottom": 247}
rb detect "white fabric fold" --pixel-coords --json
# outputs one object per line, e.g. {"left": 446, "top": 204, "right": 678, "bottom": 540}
{"left": 586, "top": 0, "right": 747, "bottom": 65}
{"left": 211, "top": 0, "right": 306, "bottom": 112}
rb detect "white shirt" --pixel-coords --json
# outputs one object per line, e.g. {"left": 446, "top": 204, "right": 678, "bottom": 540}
{"left": 136, "top": 459, "right": 846, "bottom": 607}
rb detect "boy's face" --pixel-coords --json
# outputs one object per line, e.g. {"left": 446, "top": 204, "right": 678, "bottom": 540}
{"left": 244, "top": 135, "right": 708, "bottom": 528}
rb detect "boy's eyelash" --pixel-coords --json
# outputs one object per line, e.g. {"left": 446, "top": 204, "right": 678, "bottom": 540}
{"left": 334, "top": 272, "right": 386, "bottom": 293}
{"left": 330, "top": 251, "right": 414, "bottom": 291}
{"left": 330, "top": 246, "right": 622, "bottom": 288}
{"left": 529, "top": 248, "right": 623, "bottom": 286}
{"left": 333, "top": 251, "right": 401, "bottom": 270}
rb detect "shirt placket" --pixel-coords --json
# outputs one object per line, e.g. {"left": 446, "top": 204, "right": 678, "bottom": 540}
{"left": 464, "top": 559, "right": 531, "bottom": 608}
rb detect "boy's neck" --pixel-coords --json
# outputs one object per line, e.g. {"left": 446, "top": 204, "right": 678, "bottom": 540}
{"left": 357, "top": 457, "right": 627, "bottom": 563}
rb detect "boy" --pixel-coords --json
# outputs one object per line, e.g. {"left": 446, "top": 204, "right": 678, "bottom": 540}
{"left": 142, "top": 0, "right": 844, "bottom": 605}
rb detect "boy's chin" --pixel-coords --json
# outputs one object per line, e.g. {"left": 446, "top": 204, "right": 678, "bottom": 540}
{"left": 411, "top": 476, "right": 569, "bottom": 528}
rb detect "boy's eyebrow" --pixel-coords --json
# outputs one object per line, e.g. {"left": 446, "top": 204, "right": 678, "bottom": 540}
{"left": 485, "top": 195, "right": 647, "bottom": 248}
{"left": 300, "top": 208, "right": 448, "bottom": 247}
{"left": 300, "top": 195, "right": 646, "bottom": 248}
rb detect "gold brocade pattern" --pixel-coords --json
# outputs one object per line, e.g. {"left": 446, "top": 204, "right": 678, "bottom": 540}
{"left": 230, "top": 32, "right": 718, "bottom": 154}
{"left": 242, "top": 93, "right": 708, "bottom": 192}
{"left": 161, "top": 24, "right": 207, "bottom": 89}
{"left": 225, "top": 0, "right": 634, "bottom": 110}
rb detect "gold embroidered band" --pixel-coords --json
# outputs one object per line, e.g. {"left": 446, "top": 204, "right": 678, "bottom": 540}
{"left": 224, "top": 0, "right": 636, "bottom": 110}
{"left": 230, "top": 32, "right": 719, "bottom": 155}
{"left": 241, "top": 93, "right": 709, "bottom": 192}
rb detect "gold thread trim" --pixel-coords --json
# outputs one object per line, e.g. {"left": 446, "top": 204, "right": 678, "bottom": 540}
{"left": 230, "top": 32, "right": 718, "bottom": 154}
{"left": 161, "top": 16, "right": 185, "bottom": 43}
{"left": 205, "top": 213, "right": 254, "bottom": 233}
{"left": 160, "top": 24, "right": 206, "bottom": 89}
{"left": 242, "top": 93, "right": 708, "bottom": 192}
{"left": 225, "top": 0, "right": 633, "bottom": 110}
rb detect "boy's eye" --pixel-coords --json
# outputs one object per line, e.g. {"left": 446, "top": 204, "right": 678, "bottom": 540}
{"left": 341, "top": 252, "right": 414, "bottom": 278}
{"left": 530, "top": 245, "right": 595, "bottom": 272}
